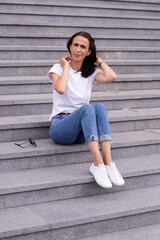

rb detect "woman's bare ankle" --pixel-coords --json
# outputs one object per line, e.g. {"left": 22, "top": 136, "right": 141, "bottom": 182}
{"left": 93, "top": 159, "right": 104, "bottom": 166}
{"left": 103, "top": 158, "right": 112, "bottom": 166}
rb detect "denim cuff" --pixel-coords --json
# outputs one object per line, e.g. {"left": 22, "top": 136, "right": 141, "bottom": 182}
{"left": 99, "top": 134, "right": 112, "bottom": 143}
{"left": 88, "top": 135, "right": 99, "bottom": 142}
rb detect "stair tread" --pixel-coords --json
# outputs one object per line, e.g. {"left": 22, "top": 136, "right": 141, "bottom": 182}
{"left": 1, "top": 32, "right": 160, "bottom": 40}
{"left": 0, "top": 107, "right": 160, "bottom": 129}
{"left": 117, "top": 72, "right": 160, "bottom": 80}
{"left": 0, "top": 153, "right": 160, "bottom": 194}
{"left": 0, "top": 73, "right": 159, "bottom": 85}
{"left": 1, "top": 46, "right": 160, "bottom": 51}
{"left": 0, "top": 0, "right": 160, "bottom": 11}
{"left": 2, "top": 21, "right": 160, "bottom": 30}
{"left": 0, "top": 184, "right": 160, "bottom": 238}
{"left": 0, "top": 0, "right": 160, "bottom": 238}
{"left": 78, "top": 223, "right": 160, "bottom": 240}
{"left": 92, "top": 89, "right": 160, "bottom": 100}
{"left": 1, "top": 89, "right": 160, "bottom": 105}
{"left": 1, "top": 129, "right": 160, "bottom": 159}
{"left": 1, "top": 8, "right": 160, "bottom": 20}
{"left": 1, "top": 59, "right": 160, "bottom": 66}
{"left": 0, "top": 75, "right": 48, "bottom": 84}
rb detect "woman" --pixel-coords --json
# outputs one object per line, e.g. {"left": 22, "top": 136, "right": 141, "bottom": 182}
{"left": 48, "top": 31, "right": 124, "bottom": 188}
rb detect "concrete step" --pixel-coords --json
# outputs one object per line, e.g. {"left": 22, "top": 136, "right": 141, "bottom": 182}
{"left": 1, "top": 107, "right": 160, "bottom": 142}
{"left": 0, "top": 73, "right": 160, "bottom": 95}
{"left": 1, "top": 32, "right": 160, "bottom": 47}
{"left": 119, "top": 0, "right": 160, "bottom": 3}
{"left": 1, "top": 20, "right": 160, "bottom": 37}
{"left": 1, "top": 59, "right": 160, "bottom": 76}
{"left": 0, "top": 0, "right": 160, "bottom": 25}
{"left": 95, "top": 73, "right": 160, "bottom": 92}
{"left": 0, "top": 75, "right": 51, "bottom": 95}
{"left": 0, "top": 0, "right": 159, "bottom": 238}
{"left": 0, "top": 4, "right": 159, "bottom": 19}
{"left": 78, "top": 223, "right": 160, "bottom": 240}
{"left": 0, "top": 153, "right": 160, "bottom": 209}
{"left": 0, "top": 184, "right": 160, "bottom": 239}
{"left": 0, "top": 0, "right": 160, "bottom": 14}
{"left": 112, "top": 0, "right": 160, "bottom": 4}
{"left": 0, "top": 0, "right": 160, "bottom": 9}
{"left": 1, "top": 129, "right": 160, "bottom": 172}
{"left": 1, "top": 7, "right": 160, "bottom": 25}
{"left": 1, "top": 46, "right": 160, "bottom": 60}
{"left": 1, "top": 89, "right": 160, "bottom": 116}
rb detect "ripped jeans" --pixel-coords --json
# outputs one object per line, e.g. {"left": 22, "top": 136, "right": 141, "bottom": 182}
{"left": 49, "top": 103, "right": 111, "bottom": 145}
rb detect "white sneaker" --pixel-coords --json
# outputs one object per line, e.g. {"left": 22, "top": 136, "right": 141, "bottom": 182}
{"left": 106, "top": 162, "right": 125, "bottom": 186}
{"left": 90, "top": 163, "right": 112, "bottom": 189}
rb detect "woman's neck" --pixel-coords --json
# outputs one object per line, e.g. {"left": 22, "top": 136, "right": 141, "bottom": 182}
{"left": 70, "top": 60, "right": 82, "bottom": 71}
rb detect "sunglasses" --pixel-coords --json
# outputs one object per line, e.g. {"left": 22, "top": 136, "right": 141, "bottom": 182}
{"left": 15, "top": 138, "right": 37, "bottom": 148}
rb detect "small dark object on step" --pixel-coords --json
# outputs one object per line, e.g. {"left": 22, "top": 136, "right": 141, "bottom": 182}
{"left": 15, "top": 138, "right": 37, "bottom": 148}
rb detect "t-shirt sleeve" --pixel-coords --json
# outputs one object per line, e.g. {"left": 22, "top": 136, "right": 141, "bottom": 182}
{"left": 91, "top": 68, "right": 101, "bottom": 84}
{"left": 47, "top": 64, "right": 63, "bottom": 82}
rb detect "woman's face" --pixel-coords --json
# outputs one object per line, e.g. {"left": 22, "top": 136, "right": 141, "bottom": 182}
{"left": 69, "top": 36, "right": 91, "bottom": 63}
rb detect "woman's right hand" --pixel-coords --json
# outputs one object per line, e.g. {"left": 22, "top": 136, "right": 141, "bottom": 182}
{"left": 60, "top": 56, "right": 71, "bottom": 67}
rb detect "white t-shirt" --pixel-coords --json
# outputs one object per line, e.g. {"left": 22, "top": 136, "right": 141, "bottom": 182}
{"left": 48, "top": 63, "right": 100, "bottom": 120}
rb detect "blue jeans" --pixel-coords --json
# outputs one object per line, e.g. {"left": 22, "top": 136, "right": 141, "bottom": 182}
{"left": 49, "top": 103, "right": 111, "bottom": 145}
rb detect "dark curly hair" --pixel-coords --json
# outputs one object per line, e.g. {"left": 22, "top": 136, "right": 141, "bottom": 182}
{"left": 67, "top": 31, "right": 97, "bottom": 78}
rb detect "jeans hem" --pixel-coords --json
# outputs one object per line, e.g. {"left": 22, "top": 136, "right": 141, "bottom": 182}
{"left": 99, "top": 134, "right": 112, "bottom": 143}
{"left": 87, "top": 135, "right": 99, "bottom": 143}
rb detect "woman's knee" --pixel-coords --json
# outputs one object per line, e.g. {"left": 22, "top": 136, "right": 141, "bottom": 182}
{"left": 80, "top": 104, "right": 95, "bottom": 116}
{"left": 94, "top": 103, "right": 108, "bottom": 113}
{"left": 81, "top": 103, "right": 94, "bottom": 111}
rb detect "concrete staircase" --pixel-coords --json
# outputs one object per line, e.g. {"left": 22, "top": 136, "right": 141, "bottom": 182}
{"left": 0, "top": 0, "right": 160, "bottom": 239}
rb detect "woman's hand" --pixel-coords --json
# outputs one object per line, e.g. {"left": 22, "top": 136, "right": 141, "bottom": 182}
{"left": 51, "top": 56, "right": 71, "bottom": 95}
{"left": 60, "top": 56, "right": 72, "bottom": 67}
{"left": 95, "top": 52, "right": 117, "bottom": 83}
{"left": 96, "top": 52, "right": 103, "bottom": 66}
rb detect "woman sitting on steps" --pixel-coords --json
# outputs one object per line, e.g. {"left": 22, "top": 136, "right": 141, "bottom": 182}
{"left": 48, "top": 31, "right": 124, "bottom": 188}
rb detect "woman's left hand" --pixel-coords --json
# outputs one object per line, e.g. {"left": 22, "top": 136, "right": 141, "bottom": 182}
{"left": 60, "top": 56, "right": 72, "bottom": 67}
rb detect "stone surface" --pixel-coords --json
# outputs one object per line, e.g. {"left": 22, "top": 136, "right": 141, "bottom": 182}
{"left": 1, "top": 107, "right": 160, "bottom": 142}
{"left": 0, "top": 0, "right": 160, "bottom": 238}
{"left": 0, "top": 154, "right": 160, "bottom": 208}
{"left": 0, "top": 206, "right": 49, "bottom": 239}
{"left": 0, "top": 185, "right": 160, "bottom": 239}
{"left": 78, "top": 223, "right": 160, "bottom": 240}
{"left": 0, "top": 153, "right": 160, "bottom": 195}
{"left": 1, "top": 129, "right": 160, "bottom": 160}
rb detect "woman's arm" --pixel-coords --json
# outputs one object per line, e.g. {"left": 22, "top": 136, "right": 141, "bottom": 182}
{"left": 94, "top": 56, "right": 117, "bottom": 83}
{"left": 51, "top": 56, "right": 71, "bottom": 95}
